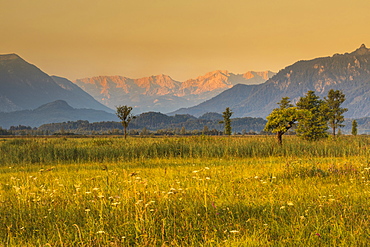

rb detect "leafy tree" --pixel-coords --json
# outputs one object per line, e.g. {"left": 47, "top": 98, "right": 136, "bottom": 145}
{"left": 202, "top": 125, "right": 209, "bottom": 135}
{"left": 264, "top": 97, "right": 303, "bottom": 145}
{"left": 116, "top": 105, "right": 136, "bottom": 139}
{"left": 219, "top": 107, "right": 233, "bottom": 135}
{"left": 296, "top": 91, "right": 328, "bottom": 141}
{"left": 352, "top": 120, "right": 358, "bottom": 136}
{"left": 278, "top": 97, "right": 294, "bottom": 109}
{"left": 140, "top": 127, "right": 149, "bottom": 136}
{"left": 324, "top": 89, "right": 348, "bottom": 137}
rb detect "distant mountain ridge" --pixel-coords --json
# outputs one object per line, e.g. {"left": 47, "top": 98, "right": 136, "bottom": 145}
{"left": 172, "top": 45, "right": 370, "bottom": 119}
{"left": 0, "top": 100, "right": 117, "bottom": 129}
{"left": 0, "top": 54, "right": 112, "bottom": 113}
{"left": 74, "top": 70, "right": 275, "bottom": 113}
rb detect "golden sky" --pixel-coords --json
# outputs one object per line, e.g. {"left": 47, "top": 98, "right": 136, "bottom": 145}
{"left": 1, "top": 0, "right": 370, "bottom": 81}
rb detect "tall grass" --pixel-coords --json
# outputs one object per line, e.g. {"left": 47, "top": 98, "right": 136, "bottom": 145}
{"left": 1, "top": 136, "right": 369, "bottom": 165}
{"left": 0, "top": 136, "right": 369, "bottom": 246}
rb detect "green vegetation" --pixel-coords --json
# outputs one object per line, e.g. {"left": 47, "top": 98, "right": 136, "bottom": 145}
{"left": 265, "top": 90, "right": 349, "bottom": 143}
{"left": 264, "top": 97, "right": 303, "bottom": 145}
{"left": 219, "top": 107, "right": 233, "bottom": 136}
{"left": 324, "top": 89, "right": 348, "bottom": 137}
{"left": 296, "top": 91, "right": 329, "bottom": 141}
{"left": 352, "top": 120, "right": 358, "bottom": 136}
{"left": 0, "top": 136, "right": 370, "bottom": 246}
{"left": 31, "top": 113, "right": 267, "bottom": 136}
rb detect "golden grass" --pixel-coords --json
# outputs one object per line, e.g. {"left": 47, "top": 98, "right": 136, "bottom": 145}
{"left": 0, "top": 136, "right": 369, "bottom": 246}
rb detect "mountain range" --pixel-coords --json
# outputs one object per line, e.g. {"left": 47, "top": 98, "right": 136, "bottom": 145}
{"left": 172, "top": 44, "right": 370, "bottom": 119}
{"left": 1, "top": 45, "right": 370, "bottom": 129}
{"left": 74, "top": 70, "right": 275, "bottom": 113}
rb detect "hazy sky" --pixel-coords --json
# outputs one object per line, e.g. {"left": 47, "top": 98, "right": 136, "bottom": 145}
{"left": 1, "top": 0, "right": 370, "bottom": 81}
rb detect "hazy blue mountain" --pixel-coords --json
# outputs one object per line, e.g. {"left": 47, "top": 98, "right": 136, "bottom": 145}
{"left": 0, "top": 54, "right": 112, "bottom": 113}
{"left": 0, "top": 100, "right": 117, "bottom": 129}
{"left": 171, "top": 45, "right": 370, "bottom": 118}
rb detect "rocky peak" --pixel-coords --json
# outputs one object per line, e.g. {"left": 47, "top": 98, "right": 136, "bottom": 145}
{"left": 0, "top": 54, "right": 22, "bottom": 61}
{"left": 351, "top": 44, "right": 370, "bottom": 56}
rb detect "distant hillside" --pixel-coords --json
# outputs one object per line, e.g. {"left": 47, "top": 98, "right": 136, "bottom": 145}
{"left": 0, "top": 100, "right": 117, "bottom": 129}
{"left": 0, "top": 54, "right": 112, "bottom": 113}
{"left": 36, "top": 111, "right": 267, "bottom": 134}
{"left": 172, "top": 45, "right": 370, "bottom": 119}
{"left": 74, "top": 70, "right": 275, "bottom": 113}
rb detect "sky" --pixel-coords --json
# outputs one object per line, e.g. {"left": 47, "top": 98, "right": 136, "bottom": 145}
{"left": 1, "top": 0, "right": 370, "bottom": 81}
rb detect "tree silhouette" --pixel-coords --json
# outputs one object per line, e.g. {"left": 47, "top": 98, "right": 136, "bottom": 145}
{"left": 324, "top": 89, "right": 348, "bottom": 137}
{"left": 116, "top": 105, "right": 136, "bottom": 139}
{"left": 219, "top": 107, "right": 233, "bottom": 135}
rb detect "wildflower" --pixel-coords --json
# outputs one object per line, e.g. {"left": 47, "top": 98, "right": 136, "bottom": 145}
{"left": 287, "top": 202, "right": 294, "bottom": 206}
{"left": 280, "top": 206, "right": 286, "bottom": 210}
{"left": 85, "top": 209, "right": 91, "bottom": 212}
{"left": 96, "top": 230, "right": 105, "bottom": 234}
{"left": 205, "top": 167, "right": 210, "bottom": 170}
{"left": 92, "top": 188, "right": 99, "bottom": 191}
{"left": 229, "top": 230, "right": 239, "bottom": 233}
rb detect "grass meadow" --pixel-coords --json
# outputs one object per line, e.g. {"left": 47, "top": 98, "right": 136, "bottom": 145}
{"left": 0, "top": 135, "right": 370, "bottom": 246}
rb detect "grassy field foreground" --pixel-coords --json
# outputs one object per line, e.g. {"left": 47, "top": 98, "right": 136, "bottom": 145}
{"left": 0, "top": 136, "right": 370, "bottom": 246}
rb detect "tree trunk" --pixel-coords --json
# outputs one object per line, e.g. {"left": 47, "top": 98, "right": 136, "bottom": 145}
{"left": 277, "top": 132, "right": 283, "bottom": 145}
{"left": 333, "top": 125, "right": 336, "bottom": 137}
{"left": 124, "top": 126, "right": 127, "bottom": 139}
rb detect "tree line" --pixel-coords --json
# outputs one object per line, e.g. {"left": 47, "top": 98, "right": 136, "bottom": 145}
{"left": 264, "top": 89, "right": 351, "bottom": 144}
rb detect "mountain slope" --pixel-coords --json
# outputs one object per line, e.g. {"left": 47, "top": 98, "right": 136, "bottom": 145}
{"left": 74, "top": 70, "right": 274, "bottom": 113}
{"left": 172, "top": 45, "right": 370, "bottom": 118}
{"left": 0, "top": 54, "right": 112, "bottom": 113}
{"left": 0, "top": 100, "right": 117, "bottom": 128}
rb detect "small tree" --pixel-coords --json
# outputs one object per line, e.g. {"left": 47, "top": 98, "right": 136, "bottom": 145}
{"left": 296, "top": 91, "right": 328, "bottom": 141}
{"left": 116, "top": 105, "right": 136, "bottom": 139}
{"left": 219, "top": 107, "right": 233, "bottom": 135}
{"left": 324, "top": 89, "right": 348, "bottom": 137}
{"left": 264, "top": 97, "right": 303, "bottom": 145}
{"left": 202, "top": 125, "right": 209, "bottom": 135}
{"left": 140, "top": 127, "right": 149, "bottom": 136}
{"left": 180, "top": 126, "right": 186, "bottom": 135}
{"left": 352, "top": 120, "right": 358, "bottom": 136}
